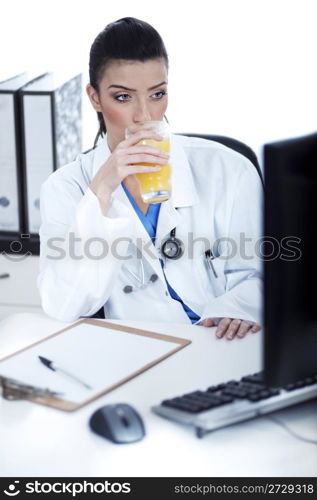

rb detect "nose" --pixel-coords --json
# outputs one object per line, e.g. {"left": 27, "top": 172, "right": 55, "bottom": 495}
{"left": 133, "top": 98, "right": 151, "bottom": 123}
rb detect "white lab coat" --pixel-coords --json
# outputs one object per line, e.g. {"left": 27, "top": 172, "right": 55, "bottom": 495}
{"left": 38, "top": 134, "right": 263, "bottom": 325}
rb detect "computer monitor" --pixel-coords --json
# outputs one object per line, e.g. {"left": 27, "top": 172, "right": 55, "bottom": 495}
{"left": 264, "top": 131, "right": 317, "bottom": 386}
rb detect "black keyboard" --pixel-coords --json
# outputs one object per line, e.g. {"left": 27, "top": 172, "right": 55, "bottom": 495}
{"left": 151, "top": 372, "right": 317, "bottom": 438}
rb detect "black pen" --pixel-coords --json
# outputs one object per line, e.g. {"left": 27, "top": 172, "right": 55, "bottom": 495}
{"left": 38, "top": 356, "right": 92, "bottom": 390}
{"left": 205, "top": 249, "right": 218, "bottom": 278}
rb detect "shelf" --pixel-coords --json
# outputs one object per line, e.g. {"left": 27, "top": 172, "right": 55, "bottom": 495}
{"left": 0, "top": 255, "right": 41, "bottom": 306}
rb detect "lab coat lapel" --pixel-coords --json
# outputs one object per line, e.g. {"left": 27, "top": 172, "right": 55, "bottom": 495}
{"left": 113, "top": 185, "right": 167, "bottom": 280}
{"left": 155, "top": 134, "right": 200, "bottom": 245}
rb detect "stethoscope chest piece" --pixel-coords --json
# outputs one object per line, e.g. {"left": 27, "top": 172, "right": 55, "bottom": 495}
{"left": 161, "top": 228, "right": 184, "bottom": 260}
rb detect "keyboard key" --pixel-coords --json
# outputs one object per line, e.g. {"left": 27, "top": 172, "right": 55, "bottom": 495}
{"left": 207, "top": 385, "right": 220, "bottom": 393}
{"left": 218, "top": 394, "right": 234, "bottom": 404}
{"left": 284, "top": 380, "right": 306, "bottom": 391}
{"left": 283, "top": 376, "right": 317, "bottom": 391}
{"left": 284, "top": 383, "right": 296, "bottom": 391}
{"left": 303, "top": 377, "right": 315, "bottom": 386}
{"left": 180, "top": 404, "right": 202, "bottom": 413}
{"left": 241, "top": 372, "right": 265, "bottom": 384}
{"left": 162, "top": 397, "right": 184, "bottom": 407}
{"left": 194, "top": 400, "right": 217, "bottom": 410}
{"left": 183, "top": 391, "right": 205, "bottom": 398}
{"left": 294, "top": 380, "right": 306, "bottom": 389}
{"left": 244, "top": 386, "right": 262, "bottom": 394}
{"left": 239, "top": 382, "right": 265, "bottom": 393}
{"left": 258, "top": 389, "right": 272, "bottom": 399}
{"left": 222, "top": 387, "right": 249, "bottom": 398}
{"left": 199, "top": 395, "right": 223, "bottom": 405}
{"left": 226, "top": 380, "right": 239, "bottom": 386}
{"left": 268, "top": 388, "right": 280, "bottom": 396}
{"left": 214, "top": 383, "right": 227, "bottom": 391}
{"left": 183, "top": 394, "right": 223, "bottom": 408}
{"left": 162, "top": 398, "right": 202, "bottom": 413}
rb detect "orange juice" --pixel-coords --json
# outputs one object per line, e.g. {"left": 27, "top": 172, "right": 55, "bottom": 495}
{"left": 135, "top": 138, "right": 171, "bottom": 203}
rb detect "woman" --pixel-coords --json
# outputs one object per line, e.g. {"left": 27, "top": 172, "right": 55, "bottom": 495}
{"left": 38, "top": 17, "right": 262, "bottom": 340}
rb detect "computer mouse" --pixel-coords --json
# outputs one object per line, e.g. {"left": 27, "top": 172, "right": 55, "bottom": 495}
{"left": 89, "top": 403, "right": 146, "bottom": 444}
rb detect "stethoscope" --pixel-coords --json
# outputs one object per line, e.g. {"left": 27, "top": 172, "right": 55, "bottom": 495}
{"left": 122, "top": 228, "right": 217, "bottom": 293}
{"left": 160, "top": 228, "right": 184, "bottom": 260}
{"left": 123, "top": 261, "right": 158, "bottom": 294}
{"left": 123, "top": 228, "right": 184, "bottom": 293}
{"left": 160, "top": 228, "right": 218, "bottom": 276}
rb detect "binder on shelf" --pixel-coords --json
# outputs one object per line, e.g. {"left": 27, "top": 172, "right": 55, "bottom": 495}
{"left": 0, "top": 72, "right": 43, "bottom": 237}
{"left": 20, "top": 72, "right": 82, "bottom": 236}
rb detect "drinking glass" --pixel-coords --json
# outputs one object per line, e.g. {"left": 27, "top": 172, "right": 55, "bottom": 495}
{"left": 125, "top": 120, "right": 171, "bottom": 204}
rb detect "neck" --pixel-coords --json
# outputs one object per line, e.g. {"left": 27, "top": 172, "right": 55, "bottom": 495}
{"left": 107, "top": 133, "right": 122, "bottom": 152}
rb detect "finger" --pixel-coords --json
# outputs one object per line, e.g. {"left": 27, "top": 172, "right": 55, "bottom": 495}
{"left": 216, "top": 318, "right": 232, "bottom": 338}
{"left": 251, "top": 323, "right": 261, "bottom": 333}
{"left": 236, "top": 320, "right": 252, "bottom": 339}
{"left": 125, "top": 153, "right": 169, "bottom": 165}
{"left": 202, "top": 318, "right": 215, "bottom": 327}
{"left": 125, "top": 145, "right": 170, "bottom": 159}
{"left": 121, "top": 129, "right": 164, "bottom": 147}
{"left": 225, "top": 319, "right": 242, "bottom": 340}
{"left": 126, "top": 165, "right": 162, "bottom": 176}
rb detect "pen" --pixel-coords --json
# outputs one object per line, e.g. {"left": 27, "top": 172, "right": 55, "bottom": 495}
{"left": 205, "top": 249, "right": 218, "bottom": 278}
{"left": 38, "top": 356, "right": 92, "bottom": 390}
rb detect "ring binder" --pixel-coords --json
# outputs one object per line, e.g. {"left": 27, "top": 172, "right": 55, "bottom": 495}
{"left": 0, "top": 73, "right": 42, "bottom": 239}
{"left": 20, "top": 72, "right": 82, "bottom": 236}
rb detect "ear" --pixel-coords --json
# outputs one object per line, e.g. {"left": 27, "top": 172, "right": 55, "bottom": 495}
{"left": 86, "top": 84, "right": 102, "bottom": 112}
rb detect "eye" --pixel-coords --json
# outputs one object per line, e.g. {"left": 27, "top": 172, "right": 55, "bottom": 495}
{"left": 115, "top": 93, "right": 130, "bottom": 102}
{"left": 152, "top": 90, "right": 167, "bottom": 99}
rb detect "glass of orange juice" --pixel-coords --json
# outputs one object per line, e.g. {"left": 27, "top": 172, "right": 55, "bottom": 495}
{"left": 125, "top": 120, "right": 171, "bottom": 204}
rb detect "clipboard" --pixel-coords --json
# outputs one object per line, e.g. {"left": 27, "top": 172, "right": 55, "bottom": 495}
{"left": 0, "top": 318, "right": 191, "bottom": 411}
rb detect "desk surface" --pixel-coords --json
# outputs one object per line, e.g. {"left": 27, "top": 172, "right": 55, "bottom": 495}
{"left": 0, "top": 312, "right": 316, "bottom": 477}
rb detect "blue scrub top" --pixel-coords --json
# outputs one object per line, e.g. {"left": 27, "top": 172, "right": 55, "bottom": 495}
{"left": 122, "top": 183, "right": 200, "bottom": 323}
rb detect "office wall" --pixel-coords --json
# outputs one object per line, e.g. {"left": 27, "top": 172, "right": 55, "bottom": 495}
{"left": 1, "top": 0, "right": 316, "bottom": 158}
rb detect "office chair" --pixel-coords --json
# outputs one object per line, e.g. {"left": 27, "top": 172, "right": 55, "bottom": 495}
{"left": 179, "top": 133, "right": 264, "bottom": 185}
{"left": 90, "top": 132, "right": 263, "bottom": 320}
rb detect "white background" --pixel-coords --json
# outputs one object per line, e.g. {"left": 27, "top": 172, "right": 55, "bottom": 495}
{"left": 1, "top": 0, "right": 316, "bottom": 159}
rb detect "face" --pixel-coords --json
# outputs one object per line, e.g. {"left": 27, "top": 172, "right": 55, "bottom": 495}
{"left": 87, "top": 58, "right": 168, "bottom": 150}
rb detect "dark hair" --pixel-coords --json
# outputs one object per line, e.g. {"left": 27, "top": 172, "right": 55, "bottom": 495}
{"left": 89, "top": 17, "right": 169, "bottom": 146}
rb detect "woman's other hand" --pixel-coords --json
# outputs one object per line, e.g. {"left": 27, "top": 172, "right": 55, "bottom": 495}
{"left": 201, "top": 317, "right": 261, "bottom": 340}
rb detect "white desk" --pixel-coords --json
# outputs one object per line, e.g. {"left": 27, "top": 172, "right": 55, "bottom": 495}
{"left": 0, "top": 312, "right": 316, "bottom": 477}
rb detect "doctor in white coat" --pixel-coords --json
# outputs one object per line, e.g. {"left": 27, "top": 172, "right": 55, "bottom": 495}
{"left": 38, "top": 17, "right": 263, "bottom": 340}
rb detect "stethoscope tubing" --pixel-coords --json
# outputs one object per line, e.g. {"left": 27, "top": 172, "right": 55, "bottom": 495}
{"left": 122, "top": 228, "right": 217, "bottom": 292}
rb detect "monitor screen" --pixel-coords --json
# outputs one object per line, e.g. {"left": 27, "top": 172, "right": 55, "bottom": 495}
{"left": 263, "top": 132, "right": 317, "bottom": 386}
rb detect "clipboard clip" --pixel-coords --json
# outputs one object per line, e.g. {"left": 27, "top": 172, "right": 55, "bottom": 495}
{"left": 0, "top": 375, "right": 62, "bottom": 401}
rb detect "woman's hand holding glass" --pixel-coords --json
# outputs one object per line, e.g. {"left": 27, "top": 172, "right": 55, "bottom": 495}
{"left": 201, "top": 317, "right": 261, "bottom": 340}
{"left": 89, "top": 129, "right": 170, "bottom": 214}
{"left": 125, "top": 121, "right": 171, "bottom": 204}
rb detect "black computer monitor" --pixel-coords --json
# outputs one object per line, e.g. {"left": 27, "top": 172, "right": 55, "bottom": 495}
{"left": 264, "top": 131, "right": 317, "bottom": 386}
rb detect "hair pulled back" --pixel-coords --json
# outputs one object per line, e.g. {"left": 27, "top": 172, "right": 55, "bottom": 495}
{"left": 89, "top": 17, "right": 169, "bottom": 146}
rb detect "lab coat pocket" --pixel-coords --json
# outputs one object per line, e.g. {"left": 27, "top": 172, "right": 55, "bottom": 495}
{"left": 195, "top": 253, "right": 226, "bottom": 298}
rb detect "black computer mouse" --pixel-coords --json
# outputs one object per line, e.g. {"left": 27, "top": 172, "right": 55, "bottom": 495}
{"left": 89, "top": 403, "right": 146, "bottom": 444}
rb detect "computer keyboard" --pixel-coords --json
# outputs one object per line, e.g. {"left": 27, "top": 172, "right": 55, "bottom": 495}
{"left": 151, "top": 372, "right": 317, "bottom": 438}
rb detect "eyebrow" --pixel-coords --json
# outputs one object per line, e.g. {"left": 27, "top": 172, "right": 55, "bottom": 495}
{"left": 107, "top": 81, "right": 167, "bottom": 92}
